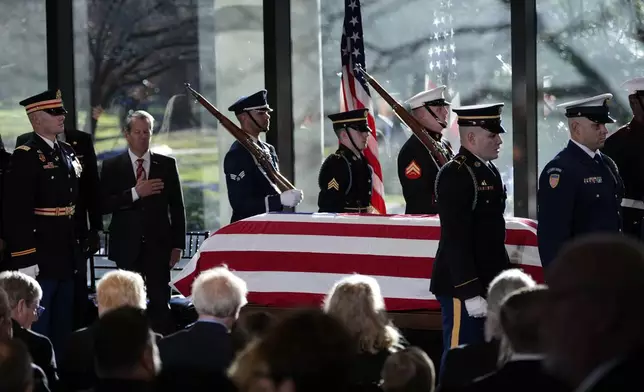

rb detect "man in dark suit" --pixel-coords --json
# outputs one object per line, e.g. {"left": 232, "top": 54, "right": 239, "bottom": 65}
{"left": 538, "top": 94, "right": 624, "bottom": 268}
{"left": 398, "top": 86, "right": 454, "bottom": 214}
{"left": 223, "top": 90, "right": 303, "bottom": 223}
{"left": 431, "top": 103, "right": 511, "bottom": 373}
{"left": 100, "top": 110, "right": 186, "bottom": 334}
{"left": 16, "top": 129, "right": 102, "bottom": 329}
{"left": 3, "top": 90, "right": 83, "bottom": 359}
{"left": 158, "top": 266, "right": 245, "bottom": 380}
{"left": 0, "top": 271, "right": 58, "bottom": 387}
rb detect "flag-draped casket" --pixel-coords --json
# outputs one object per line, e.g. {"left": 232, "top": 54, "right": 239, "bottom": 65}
{"left": 171, "top": 213, "right": 542, "bottom": 311}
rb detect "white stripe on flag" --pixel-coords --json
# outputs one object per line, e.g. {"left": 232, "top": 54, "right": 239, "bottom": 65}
{"left": 243, "top": 213, "right": 442, "bottom": 226}
{"left": 235, "top": 271, "right": 436, "bottom": 300}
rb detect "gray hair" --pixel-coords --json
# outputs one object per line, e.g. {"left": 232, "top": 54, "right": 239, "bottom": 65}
{"left": 124, "top": 110, "right": 155, "bottom": 133}
{"left": 192, "top": 266, "right": 248, "bottom": 319}
{"left": 0, "top": 271, "right": 43, "bottom": 309}
{"left": 485, "top": 269, "right": 536, "bottom": 342}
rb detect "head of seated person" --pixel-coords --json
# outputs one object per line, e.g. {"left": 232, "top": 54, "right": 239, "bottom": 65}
{"left": 96, "top": 270, "right": 147, "bottom": 317}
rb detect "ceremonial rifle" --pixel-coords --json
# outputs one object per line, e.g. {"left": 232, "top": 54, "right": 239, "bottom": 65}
{"left": 185, "top": 83, "right": 295, "bottom": 192}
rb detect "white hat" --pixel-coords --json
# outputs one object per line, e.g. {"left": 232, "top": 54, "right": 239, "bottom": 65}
{"left": 621, "top": 77, "right": 644, "bottom": 94}
{"left": 404, "top": 86, "right": 450, "bottom": 109}
{"left": 556, "top": 93, "right": 615, "bottom": 124}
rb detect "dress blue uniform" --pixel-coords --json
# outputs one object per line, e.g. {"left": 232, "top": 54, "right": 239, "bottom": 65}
{"left": 223, "top": 90, "right": 283, "bottom": 223}
{"left": 538, "top": 94, "right": 624, "bottom": 268}
{"left": 430, "top": 103, "right": 511, "bottom": 376}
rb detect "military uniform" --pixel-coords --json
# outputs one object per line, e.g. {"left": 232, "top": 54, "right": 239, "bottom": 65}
{"left": 0, "top": 136, "right": 11, "bottom": 262}
{"left": 602, "top": 77, "right": 644, "bottom": 240}
{"left": 398, "top": 86, "right": 454, "bottom": 214}
{"left": 223, "top": 90, "right": 303, "bottom": 223}
{"left": 538, "top": 94, "right": 624, "bottom": 268}
{"left": 430, "top": 103, "right": 510, "bottom": 373}
{"left": 318, "top": 109, "right": 373, "bottom": 213}
{"left": 2, "top": 89, "right": 82, "bottom": 357}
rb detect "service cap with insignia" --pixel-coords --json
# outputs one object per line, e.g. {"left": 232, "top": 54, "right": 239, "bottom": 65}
{"left": 621, "top": 77, "right": 644, "bottom": 96}
{"left": 328, "top": 109, "right": 371, "bottom": 133}
{"left": 19, "top": 89, "right": 68, "bottom": 116}
{"left": 556, "top": 93, "right": 615, "bottom": 124}
{"left": 228, "top": 89, "right": 273, "bottom": 114}
{"left": 452, "top": 103, "right": 506, "bottom": 134}
{"left": 405, "top": 86, "right": 451, "bottom": 109}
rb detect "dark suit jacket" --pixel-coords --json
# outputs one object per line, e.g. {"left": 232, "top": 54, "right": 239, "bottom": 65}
{"left": 100, "top": 151, "right": 186, "bottom": 268}
{"left": 60, "top": 323, "right": 164, "bottom": 392}
{"left": 17, "top": 130, "right": 103, "bottom": 240}
{"left": 581, "top": 350, "right": 644, "bottom": 392}
{"left": 158, "top": 321, "right": 234, "bottom": 373}
{"left": 33, "top": 364, "right": 51, "bottom": 392}
{"left": 439, "top": 340, "right": 499, "bottom": 388}
{"left": 12, "top": 319, "right": 58, "bottom": 387}
{"left": 440, "top": 359, "right": 569, "bottom": 392}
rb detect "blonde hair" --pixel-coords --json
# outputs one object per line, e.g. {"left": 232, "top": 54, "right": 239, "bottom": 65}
{"left": 323, "top": 274, "right": 401, "bottom": 354}
{"left": 192, "top": 266, "right": 248, "bottom": 318}
{"left": 485, "top": 268, "right": 536, "bottom": 342}
{"left": 96, "top": 270, "right": 147, "bottom": 316}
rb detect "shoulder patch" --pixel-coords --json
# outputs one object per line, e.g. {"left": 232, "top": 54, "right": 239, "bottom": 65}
{"left": 15, "top": 145, "right": 31, "bottom": 152}
{"left": 404, "top": 160, "right": 422, "bottom": 179}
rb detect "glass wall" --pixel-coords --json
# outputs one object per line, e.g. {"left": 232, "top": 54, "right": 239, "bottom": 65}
{"left": 0, "top": 0, "right": 48, "bottom": 150}
{"left": 537, "top": 0, "right": 644, "bottom": 173}
{"left": 292, "top": 0, "right": 514, "bottom": 214}
{"left": 73, "top": 0, "right": 264, "bottom": 231}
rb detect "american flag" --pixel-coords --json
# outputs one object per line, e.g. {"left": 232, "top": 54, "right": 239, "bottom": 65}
{"left": 339, "top": 0, "right": 386, "bottom": 214}
{"left": 171, "top": 213, "right": 543, "bottom": 311}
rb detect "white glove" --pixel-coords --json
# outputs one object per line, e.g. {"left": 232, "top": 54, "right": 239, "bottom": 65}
{"left": 464, "top": 296, "right": 487, "bottom": 318}
{"left": 280, "top": 189, "right": 304, "bottom": 207}
{"left": 18, "top": 265, "right": 39, "bottom": 279}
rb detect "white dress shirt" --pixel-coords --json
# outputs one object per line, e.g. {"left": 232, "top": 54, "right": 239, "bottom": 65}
{"left": 37, "top": 133, "right": 57, "bottom": 150}
{"left": 571, "top": 139, "right": 598, "bottom": 158}
{"left": 129, "top": 149, "right": 151, "bottom": 202}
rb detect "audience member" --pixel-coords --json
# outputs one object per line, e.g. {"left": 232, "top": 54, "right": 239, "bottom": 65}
{"left": 439, "top": 268, "right": 535, "bottom": 388}
{"left": 381, "top": 346, "right": 436, "bottom": 392}
{"left": 542, "top": 234, "right": 644, "bottom": 391}
{"left": 93, "top": 306, "right": 160, "bottom": 391}
{"left": 323, "top": 274, "right": 404, "bottom": 389}
{"left": 229, "top": 308, "right": 355, "bottom": 392}
{"left": 59, "top": 269, "right": 147, "bottom": 391}
{"left": 0, "top": 271, "right": 57, "bottom": 386}
{"left": 231, "top": 310, "right": 276, "bottom": 354}
{"left": 0, "top": 339, "right": 35, "bottom": 392}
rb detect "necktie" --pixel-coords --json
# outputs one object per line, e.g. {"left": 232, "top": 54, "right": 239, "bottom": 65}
{"left": 594, "top": 154, "right": 603, "bottom": 165}
{"left": 136, "top": 158, "right": 146, "bottom": 181}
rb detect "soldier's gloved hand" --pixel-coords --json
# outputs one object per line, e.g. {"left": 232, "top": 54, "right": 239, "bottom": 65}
{"left": 464, "top": 296, "right": 487, "bottom": 318}
{"left": 280, "top": 189, "right": 304, "bottom": 207}
{"left": 18, "top": 264, "right": 39, "bottom": 279}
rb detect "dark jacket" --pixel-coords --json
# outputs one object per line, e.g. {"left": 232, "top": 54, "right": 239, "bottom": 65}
{"left": 100, "top": 150, "right": 186, "bottom": 268}
{"left": 12, "top": 319, "right": 58, "bottom": 388}
{"left": 318, "top": 145, "right": 373, "bottom": 213}
{"left": 223, "top": 140, "right": 283, "bottom": 223}
{"left": 430, "top": 147, "right": 510, "bottom": 299}
{"left": 440, "top": 340, "right": 499, "bottom": 388}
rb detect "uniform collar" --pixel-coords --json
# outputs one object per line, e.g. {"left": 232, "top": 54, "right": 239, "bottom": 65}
{"left": 36, "top": 133, "right": 57, "bottom": 150}
{"left": 570, "top": 139, "right": 597, "bottom": 158}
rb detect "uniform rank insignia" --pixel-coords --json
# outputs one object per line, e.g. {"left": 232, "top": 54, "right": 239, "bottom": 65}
{"left": 38, "top": 152, "right": 46, "bottom": 162}
{"left": 474, "top": 161, "right": 481, "bottom": 167}
{"left": 404, "top": 161, "right": 422, "bottom": 180}
{"left": 229, "top": 171, "right": 245, "bottom": 181}
{"left": 327, "top": 178, "right": 340, "bottom": 191}
{"left": 549, "top": 173, "right": 560, "bottom": 188}
{"left": 478, "top": 180, "right": 494, "bottom": 191}
{"left": 15, "top": 145, "right": 30, "bottom": 152}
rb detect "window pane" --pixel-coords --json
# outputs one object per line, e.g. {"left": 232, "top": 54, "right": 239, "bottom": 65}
{"left": 0, "top": 0, "right": 47, "bottom": 150}
{"left": 292, "top": 0, "right": 514, "bottom": 214}
{"left": 537, "top": 0, "right": 644, "bottom": 172}
{"left": 73, "top": 0, "right": 264, "bottom": 230}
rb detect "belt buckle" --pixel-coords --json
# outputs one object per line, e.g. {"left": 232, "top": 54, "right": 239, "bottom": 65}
{"left": 55, "top": 207, "right": 63, "bottom": 216}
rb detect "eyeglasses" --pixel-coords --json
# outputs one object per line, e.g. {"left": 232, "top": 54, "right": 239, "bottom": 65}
{"left": 35, "top": 305, "right": 45, "bottom": 317}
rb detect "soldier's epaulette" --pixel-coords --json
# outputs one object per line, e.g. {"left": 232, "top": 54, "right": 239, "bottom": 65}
{"left": 452, "top": 154, "right": 468, "bottom": 167}
{"left": 60, "top": 140, "right": 72, "bottom": 147}
{"left": 15, "top": 145, "right": 31, "bottom": 152}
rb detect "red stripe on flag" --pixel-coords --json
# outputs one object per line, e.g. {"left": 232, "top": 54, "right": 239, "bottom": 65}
{"left": 247, "top": 292, "right": 440, "bottom": 311}
{"left": 203, "top": 251, "right": 433, "bottom": 278}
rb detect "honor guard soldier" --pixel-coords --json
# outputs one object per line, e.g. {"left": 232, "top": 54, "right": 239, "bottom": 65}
{"left": 0, "top": 136, "right": 10, "bottom": 261}
{"left": 602, "top": 77, "right": 644, "bottom": 240}
{"left": 398, "top": 86, "right": 454, "bottom": 214}
{"left": 538, "top": 94, "right": 624, "bottom": 268}
{"left": 3, "top": 90, "right": 83, "bottom": 357}
{"left": 430, "top": 103, "right": 510, "bottom": 370}
{"left": 224, "top": 90, "right": 303, "bottom": 223}
{"left": 318, "top": 109, "right": 373, "bottom": 213}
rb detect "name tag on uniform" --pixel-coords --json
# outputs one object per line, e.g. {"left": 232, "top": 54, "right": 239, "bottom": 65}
{"left": 478, "top": 180, "right": 494, "bottom": 191}
{"left": 584, "top": 176, "right": 603, "bottom": 184}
